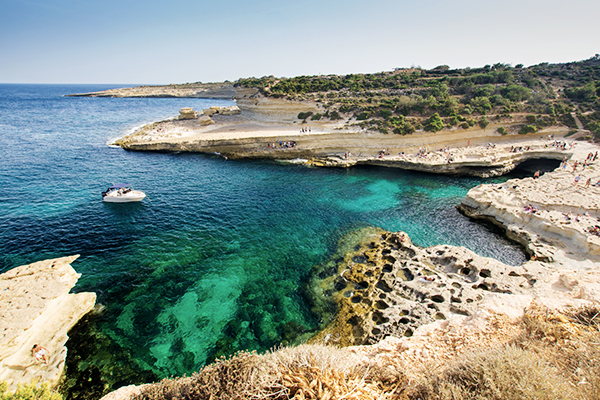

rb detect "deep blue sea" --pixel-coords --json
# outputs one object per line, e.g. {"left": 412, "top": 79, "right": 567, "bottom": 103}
{"left": 0, "top": 84, "right": 525, "bottom": 393}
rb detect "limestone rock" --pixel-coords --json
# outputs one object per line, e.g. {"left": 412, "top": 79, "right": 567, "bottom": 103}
{"left": 309, "top": 229, "right": 600, "bottom": 347}
{"left": 178, "top": 108, "right": 197, "bottom": 120}
{"left": 197, "top": 115, "right": 215, "bottom": 126}
{"left": 459, "top": 141, "right": 600, "bottom": 261}
{"left": 202, "top": 107, "right": 219, "bottom": 116}
{"left": 219, "top": 105, "right": 241, "bottom": 115}
{"left": 0, "top": 255, "right": 96, "bottom": 390}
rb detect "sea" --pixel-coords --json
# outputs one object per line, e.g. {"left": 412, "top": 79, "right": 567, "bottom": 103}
{"left": 0, "top": 84, "right": 526, "bottom": 398}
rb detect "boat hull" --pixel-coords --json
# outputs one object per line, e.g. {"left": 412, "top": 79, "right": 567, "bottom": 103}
{"left": 102, "top": 191, "right": 146, "bottom": 203}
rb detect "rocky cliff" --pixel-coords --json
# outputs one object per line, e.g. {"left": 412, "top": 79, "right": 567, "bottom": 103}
{"left": 0, "top": 255, "right": 96, "bottom": 390}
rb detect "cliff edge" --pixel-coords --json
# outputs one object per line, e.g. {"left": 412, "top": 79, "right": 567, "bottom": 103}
{"left": 0, "top": 255, "right": 96, "bottom": 391}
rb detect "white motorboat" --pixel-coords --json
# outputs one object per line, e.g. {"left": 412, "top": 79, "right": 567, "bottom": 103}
{"left": 102, "top": 183, "right": 146, "bottom": 203}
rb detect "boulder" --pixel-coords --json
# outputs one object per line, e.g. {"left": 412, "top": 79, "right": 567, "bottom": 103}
{"left": 0, "top": 255, "right": 96, "bottom": 390}
{"left": 198, "top": 115, "right": 215, "bottom": 126}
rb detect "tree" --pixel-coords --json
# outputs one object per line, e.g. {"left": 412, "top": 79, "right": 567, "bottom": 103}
{"left": 470, "top": 97, "right": 492, "bottom": 113}
{"left": 478, "top": 116, "right": 489, "bottom": 129}
{"left": 565, "top": 82, "right": 597, "bottom": 103}
{"left": 501, "top": 84, "right": 531, "bottom": 102}
{"left": 424, "top": 113, "right": 444, "bottom": 132}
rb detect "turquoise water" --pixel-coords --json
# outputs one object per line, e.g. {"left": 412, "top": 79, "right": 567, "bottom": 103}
{"left": 0, "top": 84, "right": 525, "bottom": 392}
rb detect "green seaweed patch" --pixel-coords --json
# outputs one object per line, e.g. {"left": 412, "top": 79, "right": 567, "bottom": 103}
{"left": 59, "top": 310, "right": 158, "bottom": 400}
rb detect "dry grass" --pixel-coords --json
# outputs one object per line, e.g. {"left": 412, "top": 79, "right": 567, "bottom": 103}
{"left": 133, "top": 344, "right": 407, "bottom": 400}
{"left": 133, "top": 305, "right": 600, "bottom": 400}
{"left": 410, "top": 304, "right": 600, "bottom": 400}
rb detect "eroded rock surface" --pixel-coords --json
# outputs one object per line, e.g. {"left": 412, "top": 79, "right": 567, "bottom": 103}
{"left": 308, "top": 228, "right": 600, "bottom": 347}
{"left": 459, "top": 141, "right": 600, "bottom": 262}
{"left": 0, "top": 255, "right": 96, "bottom": 390}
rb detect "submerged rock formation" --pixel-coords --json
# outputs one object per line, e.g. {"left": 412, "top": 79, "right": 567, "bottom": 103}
{"left": 0, "top": 255, "right": 96, "bottom": 390}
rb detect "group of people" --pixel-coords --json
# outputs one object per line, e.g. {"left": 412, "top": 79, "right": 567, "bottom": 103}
{"left": 524, "top": 205, "right": 539, "bottom": 213}
{"left": 378, "top": 149, "right": 390, "bottom": 158}
{"left": 588, "top": 225, "right": 600, "bottom": 237}
{"left": 510, "top": 145, "right": 533, "bottom": 153}
{"left": 300, "top": 127, "right": 311, "bottom": 133}
{"left": 586, "top": 151, "right": 599, "bottom": 162}
{"left": 267, "top": 141, "right": 297, "bottom": 149}
{"left": 546, "top": 139, "right": 573, "bottom": 150}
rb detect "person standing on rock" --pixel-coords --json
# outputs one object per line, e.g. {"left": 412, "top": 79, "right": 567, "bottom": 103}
{"left": 31, "top": 344, "right": 50, "bottom": 364}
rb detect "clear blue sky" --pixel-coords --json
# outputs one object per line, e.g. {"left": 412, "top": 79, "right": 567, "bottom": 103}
{"left": 1, "top": 0, "right": 598, "bottom": 84}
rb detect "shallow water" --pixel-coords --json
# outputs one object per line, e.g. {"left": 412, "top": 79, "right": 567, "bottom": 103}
{"left": 0, "top": 84, "right": 526, "bottom": 393}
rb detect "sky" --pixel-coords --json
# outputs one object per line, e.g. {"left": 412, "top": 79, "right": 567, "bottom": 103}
{"left": 1, "top": 0, "right": 599, "bottom": 84}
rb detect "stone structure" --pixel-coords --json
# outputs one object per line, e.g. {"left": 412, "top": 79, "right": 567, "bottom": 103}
{"left": 0, "top": 255, "right": 96, "bottom": 390}
{"left": 178, "top": 108, "right": 197, "bottom": 120}
{"left": 202, "top": 106, "right": 220, "bottom": 116}
{"left": 201, "top": 106, "right": 241, "bottom": 117}
{"left": 218, "top": 105, "right": 241, "bottom": 115}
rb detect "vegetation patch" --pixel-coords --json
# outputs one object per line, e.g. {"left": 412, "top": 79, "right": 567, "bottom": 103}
{"left": 234, "top": 56, "right": 600, "bottom": 139}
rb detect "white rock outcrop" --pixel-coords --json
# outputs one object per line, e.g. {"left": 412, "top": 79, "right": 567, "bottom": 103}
{"left": 0, "top": 255, "right": 96, "bottom": 390}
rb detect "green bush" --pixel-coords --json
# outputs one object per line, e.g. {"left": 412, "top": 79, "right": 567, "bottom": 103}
{"left": 519, "top": 125, "right": 537, "bottom": 134}
{"left": 424, "top": 113, "right": 444, "bottom": 132}
{"left": 478, "top": 116, "right": 489, "bottom": 129}
{"left": 328, "top": 111, "right": 342, "bottom": 120}
{"left": 565, "top": 82, "right": 598, "bottom": 103}
{"left": 0, "top": 381, "right": 62, "bottom": 400}
{"left": 526, "top": 115, "right": 537, "bottom": 124}
{"left": 297, "top": 111, "right": 313, "bottom": 120}
{"left": 497, "top": 126, "right": 507, "bottom": 135}
{"left": 356, "top": 111, "right": 370, "bottom": 120}
{"left": 310, "top": 113, "right": 322, "bottom": 121}
{"left": 470, "top": 96, "right": 492, "bottom": 114}
{"left": 501, "top": 84, "right": 531, "bottom": 102}
{"left": 379, "top": 109, "right": 393, "bottom": 119}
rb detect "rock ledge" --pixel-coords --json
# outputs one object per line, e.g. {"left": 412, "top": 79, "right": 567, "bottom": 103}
{"left": 0, "top": 255, "right": 96, "bottom": 390}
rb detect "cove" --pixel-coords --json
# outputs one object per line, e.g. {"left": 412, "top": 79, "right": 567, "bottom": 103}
{"left": 0, "top": 85, "right": 525, "bottom": 399}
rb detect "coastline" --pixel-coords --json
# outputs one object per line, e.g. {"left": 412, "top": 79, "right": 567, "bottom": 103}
{"left": 4, "top": 85, "right": 598, "bottom": 398}
{"left": 104, "top": 96, "right": 600, "bottom": 399}
{"left": 112, "top": 97, "right": 575, "bottom": 177}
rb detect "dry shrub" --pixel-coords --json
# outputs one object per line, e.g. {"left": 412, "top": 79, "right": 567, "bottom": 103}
{"left": 410, "top": 304, "right": 600, "bottom": 400}
{"left": 134, "top": 344, "right": 407, "bottom": 400}
{"left": 133, "top": 306, "right": 600, "bottom": 400}
{"left": 410, "top": 345, "right": 577, "bottom": 400}
{"left": 272, "top": 344, "right": 407, "bottom": 399}
{"left": 513, "top": 304, "right": 600, "bottom": 400}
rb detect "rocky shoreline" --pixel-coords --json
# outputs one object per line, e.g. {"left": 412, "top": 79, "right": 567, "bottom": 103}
{"left": 5, "top": 91, "right": 599, "bottom": 398}
{"left": 0, "top": 256, "right": 96, "bottom": 391}
{"left": 113, "top": 96, "right": 574, "bottom": 178}
{"left": 304, "top": 139, "right": 600, "bottom": 349}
